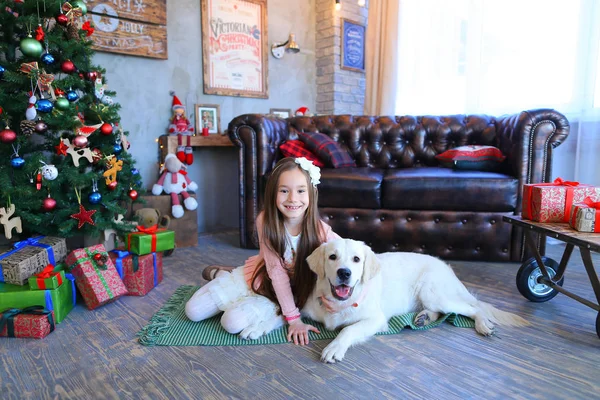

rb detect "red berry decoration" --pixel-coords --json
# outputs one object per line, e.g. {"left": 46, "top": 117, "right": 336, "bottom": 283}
{"left": 128, "top": 189, "right": 138, "bottom": 201}
{"left": 61, "top": 60, "right": 76, "bottom": 73}
{"left": 42, "top": 196, "right": 57, "bottom": 211}
{"left": 100, "top": 123, "right": 113, "bottom": 135}
{"left": 91, "top": 148, "right": 102, "bottom": 164}
{"left": 56, "top": 14, "right": 69, "bottom": 25}
{"left": 107, "top": 181, "right": 118, "bottom": 191}
{"left": 0, "top": 128, "right": 17, "bottom": 144}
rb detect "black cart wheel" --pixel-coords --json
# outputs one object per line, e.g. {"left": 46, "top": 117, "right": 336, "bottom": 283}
{"left": 163, "top": 248, "right": 174, "bottom": 257}
{"left": 596, "top": 313, "right": 600, "bottom": 339}
{"left": 516, "top": 257, "right": 564, "bottom": 302}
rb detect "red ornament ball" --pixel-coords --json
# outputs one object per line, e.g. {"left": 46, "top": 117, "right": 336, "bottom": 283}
{"left": 61, "top": 60, "right": 76, "bottom": 74}
{"left": 42, "top": 197, "right": 57, "bottom": 211}
{"left": 107, "top": 181, "right": 118, "bottom": 191}
{"left": 93, "top": 253, "right": 102, "bottom": 261}
{"left": 86, "top": 71, "right": 98, "bottom": 81}
{"left": 0, "top": 128, "right": 17, "bottom": 144}
{"left": 100, "top": 123, "right": 113, "bottom": 136}
{"left": 56, "top": 14, "right": 68, "bottom": 25}
{"left": 128, "top": 189, "right": 138, "bottom": 201}
{"left": 72, "top": 135, "right": 88, "bottom": 148}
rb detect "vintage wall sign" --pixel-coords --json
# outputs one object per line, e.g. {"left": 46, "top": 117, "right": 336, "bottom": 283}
{"left": 83, "top": 0, "right": 167, "bottom": 59}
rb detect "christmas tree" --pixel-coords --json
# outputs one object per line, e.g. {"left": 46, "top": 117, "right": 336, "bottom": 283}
{"left": 0, "top": 0, "right": 142, "bottom": 240}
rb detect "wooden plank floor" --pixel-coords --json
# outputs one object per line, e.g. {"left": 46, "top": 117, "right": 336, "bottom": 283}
{"left": 1, "top": 232, "right": 599, "bottom": 400}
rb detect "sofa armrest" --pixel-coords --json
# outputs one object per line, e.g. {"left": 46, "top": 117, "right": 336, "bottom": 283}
{"left": 228, "top": 114, "right": 290, "bottom": 248}
{"left": 495, "top": 108, "right": 570, "bottom": 211}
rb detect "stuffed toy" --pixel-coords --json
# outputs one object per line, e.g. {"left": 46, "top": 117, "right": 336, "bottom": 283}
{"left": 168, "top": 91, "right": 194, "bottom": 165}
{"left": 134, "top": 208, "right": 171, "bottom": 230}
{"left": 152, "top": 153, "right": 198, "bottom": 218}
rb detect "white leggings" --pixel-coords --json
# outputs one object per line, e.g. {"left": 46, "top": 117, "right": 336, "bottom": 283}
{"left": 185, "top": 267, "right": 281, "bottom": 334}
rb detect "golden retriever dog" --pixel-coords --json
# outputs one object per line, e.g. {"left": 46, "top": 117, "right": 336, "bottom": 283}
{"left": 303, "top": 239, "right": 528, "bottom": 363}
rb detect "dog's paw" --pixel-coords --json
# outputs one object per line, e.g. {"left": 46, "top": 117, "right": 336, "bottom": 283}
{"left": 414, "top": 310, "right": 440, "bottom": 327}
{"left": 475, "top": 318, "right": 495, "bottom": 337}
{"left": 321, "top": 341, "right": 348, "bottom": 363}
{"left": 239, "top": 324, "right": 269, "bottom": 340}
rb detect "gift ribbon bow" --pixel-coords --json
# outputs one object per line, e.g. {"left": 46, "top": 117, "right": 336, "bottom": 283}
{"left": 19, "top": 61, "right": 39, "bottom": 75}
{"left": 551, "top": 177, "right": 579, "bottom": 187}
{"left": 32, "top": 264, "right": 64, "bottom": 289}
{"left": 81, "top": 21, "right": 94, "bottom": 37}
{"left": 583, "top": 196, "right": 600, "bottom": 209}
{"left": 62, "top": 2, "right": 83, "bottom": 20}
{"left": 0, "top": 306, "right": 55, "bottom": 337}
{"left": 36, "top": 264, "right": 55, "bottom": 279}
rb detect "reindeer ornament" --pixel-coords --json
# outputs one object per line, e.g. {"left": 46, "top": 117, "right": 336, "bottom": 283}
{"left": 152, "top": 154, "right": 198, "bottom": 218}
{"left": 0, "top": 204, "right": 23, "bottom": 239}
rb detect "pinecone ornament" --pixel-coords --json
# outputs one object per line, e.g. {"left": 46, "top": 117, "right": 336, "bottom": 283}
{"left": 66, "top": 23, "right": 80, "bottom": 40}
{"left": 20, "top": 120, "right": 36, "bottom": 136}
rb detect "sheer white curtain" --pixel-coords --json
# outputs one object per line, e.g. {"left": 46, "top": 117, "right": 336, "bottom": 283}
{"left": 393, "top": 0, "right": 600, "bottom": 184}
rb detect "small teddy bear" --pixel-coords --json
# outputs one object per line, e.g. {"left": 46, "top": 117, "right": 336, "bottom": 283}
{"left": 152, "top": 153, "right": 198, "bottom": 218}
{"left": 134, "top": 208, "right": 171, "bottom": 230}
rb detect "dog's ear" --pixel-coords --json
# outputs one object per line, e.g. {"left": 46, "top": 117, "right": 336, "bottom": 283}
{"left": 361, "top": 243, "right": 380, "bottom": 282}
{"left": 306, "top": 243, "right": 327, "bottom": 280}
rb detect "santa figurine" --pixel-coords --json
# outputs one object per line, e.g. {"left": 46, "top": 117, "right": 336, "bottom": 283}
{"left": 295, "top": 107, "right": 309, "bottom": 116}
{"left": 168, "top": 91, "right": 195, "bottom": 165}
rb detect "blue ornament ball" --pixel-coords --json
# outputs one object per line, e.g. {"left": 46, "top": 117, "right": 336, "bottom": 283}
{"left": 88, "top": 192, "right": 102, "bottom": 204}
{"left": 41, "top": 53, "right": 55, "bottom": 65}
{"left": 0, "top": 65, "right": 5, "bottom": 79}
{"left": 113, "top": 144, "right": 123, "bottom": 154}
{"left": 132, "top": 168, "right": 139, "bottom": 175}
{"left": 11, "top": 157, "right": 25, "bottom": 168}
{"left": 66, "top": 90, "right": 79, "bottom": 102}
{"left": 36, "top": 99, "right": 53, "bottom": 113}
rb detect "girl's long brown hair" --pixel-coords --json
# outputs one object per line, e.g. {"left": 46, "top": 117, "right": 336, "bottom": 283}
{"left": 251, "top": 158, "right": 324, "bottom": 311}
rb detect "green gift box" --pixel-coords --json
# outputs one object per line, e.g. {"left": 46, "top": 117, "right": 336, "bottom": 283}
{"left": 0, "top": 273, "right": 75, "bottom": 324}
{"left": 28, "top": 268, "right": 66, "bottom": 290}
{"left": 126, "top": 227, "right": 175, "bottom": 255}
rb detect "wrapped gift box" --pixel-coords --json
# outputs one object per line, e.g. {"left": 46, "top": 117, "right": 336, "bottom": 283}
{"left": 0, "top": 273, "right": 75, "bottom": 323}
{"left": 126, "top": 226, "right": 175, "bottom": 256}
{"left": 569, "top": 197, "right": 600, "bottom": 232}
{"left": 522, "top": 178, "right": 600, "bottom": 223}
{"left": 65, "top": 244, "right": 128, "bottom": 310}
{"left": 0, "top": 306, "right": 55, "bottom": 339}
{"left": 28, "top": 265, "right": 65, "bottom": 290}
{"left": 0, "top": 236, "right": 67, "bottom": 285}
{"left": 109, "top": 250, "right": 163, "bottom": 296}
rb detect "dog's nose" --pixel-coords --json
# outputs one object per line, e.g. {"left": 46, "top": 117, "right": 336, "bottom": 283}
{"left": 337, "top": 268, "right": 351, "bottom": 281}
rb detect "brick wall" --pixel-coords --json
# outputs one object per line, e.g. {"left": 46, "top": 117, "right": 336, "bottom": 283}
{"left": 315, "top": 0, "right": 368, "bottom": 115}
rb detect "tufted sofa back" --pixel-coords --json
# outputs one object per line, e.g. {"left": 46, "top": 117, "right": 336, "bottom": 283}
{"left": 287, "top": 115, "right": 499, "bottom": 169}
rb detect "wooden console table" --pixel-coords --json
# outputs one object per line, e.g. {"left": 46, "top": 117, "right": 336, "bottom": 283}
{"left": 158, "top": 134, "right": 233, "bottom": 164}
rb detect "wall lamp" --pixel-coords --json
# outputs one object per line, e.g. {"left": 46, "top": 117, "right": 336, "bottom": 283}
{"left": 271, "top": 33, "right": 300, "bottom": 59}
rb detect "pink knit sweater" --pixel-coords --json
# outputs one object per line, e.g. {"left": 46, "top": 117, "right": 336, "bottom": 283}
{"left": 243, "top": 212, "right": 340, "bottom": 319}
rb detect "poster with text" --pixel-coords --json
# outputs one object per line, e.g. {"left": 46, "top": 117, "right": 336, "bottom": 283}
{"left": 201, "top": 0, "right": 268, "bottom": 98}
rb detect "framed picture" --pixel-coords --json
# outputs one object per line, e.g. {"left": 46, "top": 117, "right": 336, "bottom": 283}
{"left": 270, "top": 108, "right": 292, "bottom": 118}
{"left": 201, "top": 0, "right": 269, "bottom": 98}
{"left": 195, "top": 104, "right": 221, "bottom": 134}
{"left": 341, "top": 19, "right": 366, "bottom": 72}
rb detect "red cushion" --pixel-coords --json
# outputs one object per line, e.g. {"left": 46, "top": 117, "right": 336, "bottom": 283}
{"left": 279, "top": 140, "right": 325, "bottom": 167}
{"left": 435, "top": 145, "right": 506, "bottom": 171}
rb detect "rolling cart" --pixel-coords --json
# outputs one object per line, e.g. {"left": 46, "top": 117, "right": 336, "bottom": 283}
{"left": 503, "top": 216, "right": 600, "bottom": 338}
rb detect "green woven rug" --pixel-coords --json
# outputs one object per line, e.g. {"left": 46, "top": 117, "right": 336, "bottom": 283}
{"left": 137, "top": 285, "right": 475, "bottom": 346}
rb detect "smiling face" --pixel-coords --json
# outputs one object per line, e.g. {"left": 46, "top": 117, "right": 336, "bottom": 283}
{"left": 307, "top": 239, "right": 380, "bottom": 302}
{"left": 276, "top": 167, "right": 310, "bottom": 223}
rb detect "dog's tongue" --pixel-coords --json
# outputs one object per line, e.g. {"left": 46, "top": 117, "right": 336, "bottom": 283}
{"left": 335, "top": 285, "right": 351, "bottom": 298}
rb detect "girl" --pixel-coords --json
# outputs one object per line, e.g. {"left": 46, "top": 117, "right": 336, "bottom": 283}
{"left": 185, "top": 157, "right": 340, "bottom": 345}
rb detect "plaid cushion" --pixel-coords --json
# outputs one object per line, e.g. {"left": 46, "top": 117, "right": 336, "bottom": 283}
{"left": 279, "top": 140, "right": 325, "bottom": 167}
{"left": 298, "top": 132, "right": 356, "bottom": 168}
{"left": 435, "top": 145, "right": 506, "bottom": 171}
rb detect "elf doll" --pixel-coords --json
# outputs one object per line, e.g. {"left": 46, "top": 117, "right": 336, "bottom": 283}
{"left": 168, "top": 92, "right": 194, "bottom": 165}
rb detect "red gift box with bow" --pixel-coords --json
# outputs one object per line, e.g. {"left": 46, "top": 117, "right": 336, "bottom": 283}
{"left": 0, "top": 306, "right": 55, "bottom": 339}
{"left": 522, "top": 178, "right": 600, "bottom": 223}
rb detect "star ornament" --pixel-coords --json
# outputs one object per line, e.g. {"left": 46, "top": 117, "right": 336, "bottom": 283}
{"left": 70, "top": 204, "right": 97, "bottom": 229}
{"left": 55, "top": 139, "right": 69, "bottom": 156}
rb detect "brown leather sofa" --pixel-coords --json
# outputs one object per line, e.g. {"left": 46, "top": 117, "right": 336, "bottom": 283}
{"left": 228, "top": 109, "right": 569, "bottom": 262}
